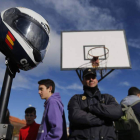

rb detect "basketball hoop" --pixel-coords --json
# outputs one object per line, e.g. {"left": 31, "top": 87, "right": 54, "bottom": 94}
{"left": 87, "top": 46, "right": 109, "bottom": 69}
{"left": 91, "top": 56, "right": 99, "bottom": 68}
{"left": 75, "top": 46, "right": 109, "bottom": 77}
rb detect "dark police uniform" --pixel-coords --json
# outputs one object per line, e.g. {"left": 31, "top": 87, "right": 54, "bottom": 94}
{"left": 68, "top": 86, "right": 122, "bottom": 140}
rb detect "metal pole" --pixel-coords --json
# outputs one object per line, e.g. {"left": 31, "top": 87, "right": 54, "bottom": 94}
{"left": 0, "top": 67, "right": 14, "bottom": 123}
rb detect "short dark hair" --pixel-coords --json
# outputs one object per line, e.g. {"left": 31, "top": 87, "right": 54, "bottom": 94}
{"left": 38, "top": 79, "right": 55, "bottom": 93}
{"left": 128, "top": 87, "right": 140, "bottom": 96}
{"left": 25, "top": 107, "right": 36, "bottom": 115}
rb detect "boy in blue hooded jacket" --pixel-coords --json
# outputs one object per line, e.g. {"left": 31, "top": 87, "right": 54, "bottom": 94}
{"left": 36, "top": 79, "right": 67, "bottom": 140}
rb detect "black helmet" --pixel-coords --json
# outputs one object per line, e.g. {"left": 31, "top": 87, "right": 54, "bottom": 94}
{"left": 0, "top": 7, "right": 50, "bottom": 71}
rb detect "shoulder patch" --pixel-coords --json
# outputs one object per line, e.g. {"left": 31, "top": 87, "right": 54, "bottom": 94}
{"left": 82, "top": 96, "right": 86, "bottom": 100}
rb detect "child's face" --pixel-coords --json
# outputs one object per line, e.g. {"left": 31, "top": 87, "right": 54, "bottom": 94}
{"left": 38, "top": 84, "right": 52, "bottom": 100}
{"left": 25, "top": 112, "right": 36, "bottom": 125}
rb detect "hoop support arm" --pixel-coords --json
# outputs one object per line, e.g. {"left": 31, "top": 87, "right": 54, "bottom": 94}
{"left": 76, "top": 69, "right": 83, "bottom": 83}
{"left": 98, "top": 69, "right": 114, "bottom": 82}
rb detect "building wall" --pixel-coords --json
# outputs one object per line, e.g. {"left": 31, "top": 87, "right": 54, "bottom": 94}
{"left": 9, "top": 116, "right": 26, "bottom": 138}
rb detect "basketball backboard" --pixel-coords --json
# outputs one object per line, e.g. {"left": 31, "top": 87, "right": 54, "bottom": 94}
{"left": 61, "top": 30, "right": 131, "bottom": 70}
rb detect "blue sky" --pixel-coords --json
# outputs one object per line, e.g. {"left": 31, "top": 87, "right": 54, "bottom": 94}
{"left": 0, "top": 0, "right": 140, "bottom": 125}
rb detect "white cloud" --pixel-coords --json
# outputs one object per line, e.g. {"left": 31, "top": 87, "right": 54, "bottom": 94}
{"left": 12, "top": 73, "right": 37, "bottom": 90}
{"left": 136, "top": 0, "right": 140, "bottom": 8}
{"left": 103, "top": 69, "right": 122, "bottom": 79}
{"left": 128, "top": 38, "right": 140, "bottom": 49}
{"left": 55, "top": 83, "right": 65, "bottom": 90}
{"left": 56, "top": 82, "right": 82, "bottom": 90}
{"left": 35, "top": 0, "right": 123, "bottom": 30}
{"left": 66, "top": 83, "right": 83, "bottom": 90}
{"left": 119, "top": 81, "right": 130, "bottom": 86}
{"left": 0, "top": 65, "right": 36, "bottom": 90}
{"left": 0, "top": 1, "right": 18, "bottom": 12}
{"left": 45, "top": 29, "right": 61, "bottom": 67}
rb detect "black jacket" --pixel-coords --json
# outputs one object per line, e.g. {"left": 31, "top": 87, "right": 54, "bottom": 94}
{"left": 68, "top": 87, "right": 122, "bottom": 140}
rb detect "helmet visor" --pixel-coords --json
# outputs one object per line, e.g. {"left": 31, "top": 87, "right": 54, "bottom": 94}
{"left": 14, "top": 17, "right": 49, "bottom": 52}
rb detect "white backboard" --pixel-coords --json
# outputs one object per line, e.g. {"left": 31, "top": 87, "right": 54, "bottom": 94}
{"left": 61, "top": 30, "right": 131, "bottom": 70}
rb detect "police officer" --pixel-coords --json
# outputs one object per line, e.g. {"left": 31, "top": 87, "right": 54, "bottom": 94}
{"left": 68, "top": 68, "right": 122, "bottom": 140}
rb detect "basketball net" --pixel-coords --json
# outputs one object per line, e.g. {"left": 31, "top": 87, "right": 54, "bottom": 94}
{"left": 77, "top": 47, "right": 109, "bottom": 76}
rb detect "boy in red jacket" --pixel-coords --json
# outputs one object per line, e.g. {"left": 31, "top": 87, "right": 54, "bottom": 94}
{"left": 19, "top": 107, "right": 40, "bottom": 140}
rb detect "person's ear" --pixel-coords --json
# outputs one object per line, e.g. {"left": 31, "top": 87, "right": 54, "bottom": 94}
{"left": 95, "top": 78, "right": 98, "bottom": 84}
{"left": 137, "top": 94, "right": 140, "bottom": 98}
{"left": 49, "top": 86, "right": 52, "bottom": 93}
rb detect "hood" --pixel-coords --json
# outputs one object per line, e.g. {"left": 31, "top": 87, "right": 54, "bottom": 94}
{"left": 45, "top": 92, "right": 63, "bottom": 107}
{"left": 120, "top": 95, "right": 140, "bottom": 106}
